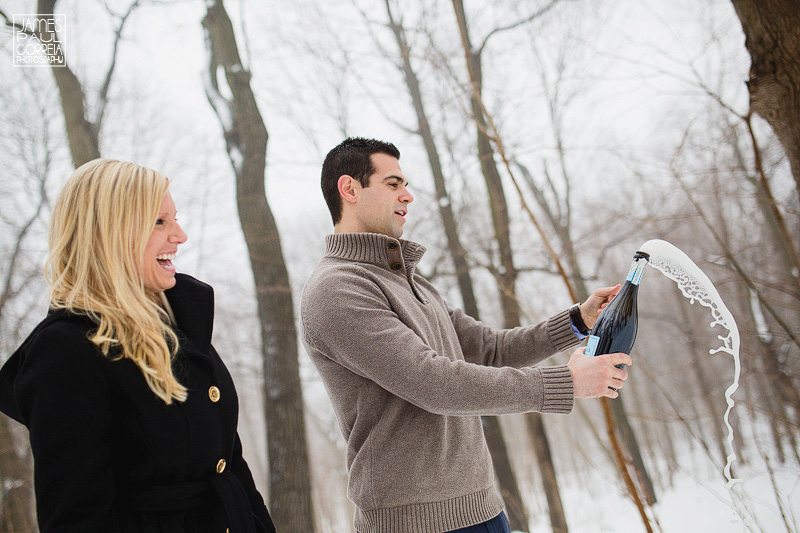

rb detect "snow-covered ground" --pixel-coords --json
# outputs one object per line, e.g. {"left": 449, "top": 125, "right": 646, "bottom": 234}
{"left": 517, "top": 463, "right": 799, "bottom": 533}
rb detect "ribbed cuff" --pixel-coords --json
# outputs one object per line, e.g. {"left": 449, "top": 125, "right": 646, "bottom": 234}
{"left": 540, "top": 365, "right": 574, "bottom": 414}
{"left": 547, "top": 308, "right": 579, "bottom": 352}
{"left": 354, "top": 487, "right": 503, "bottom": 533}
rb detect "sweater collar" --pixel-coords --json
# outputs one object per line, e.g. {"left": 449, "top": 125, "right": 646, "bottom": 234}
{"left": 325, "top": 233, "right": 426, "bottom": 274}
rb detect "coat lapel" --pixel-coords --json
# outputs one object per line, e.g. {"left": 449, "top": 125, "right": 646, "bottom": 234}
{"left": 164, "top": 274, "right": 214, "bottom": 353}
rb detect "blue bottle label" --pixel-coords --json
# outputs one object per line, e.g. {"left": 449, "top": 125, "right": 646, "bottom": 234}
{"left": 585, "top": 335, "right": 600, "bottom": 357}
{"left": 632, "top": 263, "right": 645, "bottom": 285}
{"left": 625, "top": 263, "right": 637, "bottom": 283}
{"left": 627, "top": 260, "right": 646, "bottom": 286}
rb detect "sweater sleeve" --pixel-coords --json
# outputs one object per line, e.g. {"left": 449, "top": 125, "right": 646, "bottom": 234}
{"left": 13, "top": 324, "right": 121, "bottom": 533}
{"left": 448, "top": 306, "right": 580, "bottom": 369}
{"left": 302, "top": 267, "right": 573, "bottom": 415}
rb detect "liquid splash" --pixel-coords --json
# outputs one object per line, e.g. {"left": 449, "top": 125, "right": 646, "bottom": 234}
{"left": 637, "top": 239, "right": 741, "bottom": 489}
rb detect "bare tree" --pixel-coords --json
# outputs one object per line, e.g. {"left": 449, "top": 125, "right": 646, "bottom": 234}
{"left": 730, "top": 0, "right": 800, "bottom": 205}
{"left": 380, "top": 1, "right": 531, "bottom": 528}
{"left": 19, "top": 0, "right": 140, "bottom": 167}
{"left": 449, "top": 1, "right": 575, "bottom": 531}
{"left": 201, "top": 2, "right": 315, "bottom": 531}
{"left": 0, "top": 71, "right": 57, "bottom": 533}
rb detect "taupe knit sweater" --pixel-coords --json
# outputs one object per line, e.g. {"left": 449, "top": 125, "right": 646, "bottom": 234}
{"left": 301, "top": 233, "right": 580, "bottom": 533}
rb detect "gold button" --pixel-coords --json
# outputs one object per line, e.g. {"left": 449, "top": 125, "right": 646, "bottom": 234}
{"left": 208, "top": 386, "right": 220, "bottom": 403}
{"left": 387, "top": 241, "right": 398, "bottom": 250}
{"left": 216, "top": 459, "right": 226, "bottom": 474}
{"left": 390, "top": 262, "right": 402, "bottom": 270}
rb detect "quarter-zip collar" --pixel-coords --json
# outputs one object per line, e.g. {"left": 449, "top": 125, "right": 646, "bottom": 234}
{"left": 325, "top": 233, "right": 429, "bottom": 303}
{"left": 325, "top": 232, "right": 426, "bottom": 278}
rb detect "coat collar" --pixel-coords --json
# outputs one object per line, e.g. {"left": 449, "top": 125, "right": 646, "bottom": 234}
{"left": 28, "top": 274, "right": 215, "bottom": 355}
{"left": 0, "top": 274, "right": 216, "bottom": 423}
{"left": 163, "top": 273, "right": 214, "bottom": 356}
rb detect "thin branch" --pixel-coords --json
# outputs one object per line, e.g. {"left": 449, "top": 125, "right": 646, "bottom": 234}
{"left": 350, "top": 0, "right": 417, "bottom": 134}
{"left": 669, "top": 132, "right": 800, "bottom": 351}
{"left": 0, "top": 9, "right": 34, "bottom": 35}
{"left": 477, "top": 0, "right": 563, "bottom": 54}
{"left": 95, "top": 0, "right": 142, "bottom": 130}
{"left": 0, "top": 173, "right": 48, "bottom": 322}
{"left": 743, "top": 112, "right": 800, "bottom": 292}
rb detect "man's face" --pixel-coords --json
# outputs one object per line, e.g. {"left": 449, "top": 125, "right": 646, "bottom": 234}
{"left": 353, "top": 153, "right": 414, "bottom": 239}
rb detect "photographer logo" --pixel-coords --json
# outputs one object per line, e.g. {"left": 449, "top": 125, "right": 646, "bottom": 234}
{"left": 13, "top": 14, "right": 66, "bottom": 67}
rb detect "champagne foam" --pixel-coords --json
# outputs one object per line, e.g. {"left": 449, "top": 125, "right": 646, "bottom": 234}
{"left": 637, "top": 239, "right": 741, "bottom": 489}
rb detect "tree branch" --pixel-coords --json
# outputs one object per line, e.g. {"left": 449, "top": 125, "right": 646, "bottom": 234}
{"left": 95, "top": 0, "right": 142, "bottom": 130}
{"left": 477, "top": 0, "right": 563, "bottom": 54}
{"left": 0, "top": 9, "right": 35, "bottom": 35}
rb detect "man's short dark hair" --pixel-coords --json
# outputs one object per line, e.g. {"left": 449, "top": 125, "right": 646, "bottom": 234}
{"left": 321, "top": 137, "right": 401, "bottom": 224}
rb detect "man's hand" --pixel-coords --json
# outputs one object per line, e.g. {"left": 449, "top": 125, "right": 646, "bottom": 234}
{"left": 580, "top": 285, "right": 621, "bottom": 329}
{"left": 567, "top": 347, "right": 632, "bottom": 399}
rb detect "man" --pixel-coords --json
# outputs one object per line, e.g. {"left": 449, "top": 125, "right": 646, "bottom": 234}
{"left": 301, "top": 137, "right": 630, "bottom": 533}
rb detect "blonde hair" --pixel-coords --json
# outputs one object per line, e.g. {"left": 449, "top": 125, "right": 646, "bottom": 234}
{"left": 46, "top": 159, "right": 187, "bottom": 404}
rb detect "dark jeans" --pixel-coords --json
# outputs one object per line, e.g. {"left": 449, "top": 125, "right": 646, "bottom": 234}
{"left": 446, "top": 511, "right": 511, "bottom": 533}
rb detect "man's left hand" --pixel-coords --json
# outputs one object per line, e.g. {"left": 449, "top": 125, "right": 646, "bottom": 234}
{"left": 580, "top": 285, "right": 621, "bottom": 329}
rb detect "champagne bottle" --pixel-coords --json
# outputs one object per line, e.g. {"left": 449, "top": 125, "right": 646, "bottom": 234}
{"left": 585, "top": 251, "right": 649, "bottom": 373}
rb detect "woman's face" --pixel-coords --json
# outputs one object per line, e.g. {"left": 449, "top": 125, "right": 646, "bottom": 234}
{"left": 142, "top": 191, "right": 187, "bottom": 293}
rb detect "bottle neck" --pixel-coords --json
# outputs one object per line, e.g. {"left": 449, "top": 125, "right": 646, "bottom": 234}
{"left": 625, "top": 257, "right": 648, "bottom": 286}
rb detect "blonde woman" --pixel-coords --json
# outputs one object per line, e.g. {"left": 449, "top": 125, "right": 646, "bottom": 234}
{"left": 0, "top": 160, "right": 275, "bottom": 533}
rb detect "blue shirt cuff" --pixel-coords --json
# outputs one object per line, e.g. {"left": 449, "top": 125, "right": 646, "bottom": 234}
{"left": 571, "top": 320, "right": 588, "bottom": 340}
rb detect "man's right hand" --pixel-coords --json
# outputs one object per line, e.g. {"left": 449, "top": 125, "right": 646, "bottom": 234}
{"left": 567, "top": 347, "right": 632, "bottom": 399}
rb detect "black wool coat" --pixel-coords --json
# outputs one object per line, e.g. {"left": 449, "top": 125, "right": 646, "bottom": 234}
{"left": 0, "top": 274, "right": 276, "bottom": 533}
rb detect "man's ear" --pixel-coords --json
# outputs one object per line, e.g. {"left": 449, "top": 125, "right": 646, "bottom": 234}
{"left": 338, "top": 175, "right": 360, "bottom": 204}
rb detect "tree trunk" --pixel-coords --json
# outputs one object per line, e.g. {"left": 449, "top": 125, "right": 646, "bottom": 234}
{"left": 526, "top": 413, "right": 569, "bottom": 533}
{"left": 0, "top": 415, "right": 37, "bottom": 533}
{"left": 383, "top": 4, "right": 531, "bottom": 529}
{"left": 451, "top": 2, "right": 569, "bottom": 531}
{"left": 519, "top": 160, "right": 658, "bottom": 508}
{"left": 731, "top": 0, "right": 800, "bottom": 205}
{"left": 451, "top": 0, "right": 519, "bottom": 329}
{"left": 1, "top": 2, "right": 102, "bottom": 529}
{"left": 681, "top": 314, "right": 729, "bottom": 465}
{"left": 202, "top": 3, "right": 315, "bottom": 531}
{"left": 37, "top": 0, "right": 100, "bottom": 167}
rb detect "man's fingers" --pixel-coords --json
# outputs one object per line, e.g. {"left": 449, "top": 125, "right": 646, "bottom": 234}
{"left": 605, "top": 284, "right": 621, "bottom": 297}
{"left": 604, "top": 352, "right": 632, "bottom": 367}
{"left": 569, "top": 348, "right": 633, "bottom": 399}
{"left": 594, "top": 284, "right": 620, "bottom": 297}
{"left": 598, "top": 284, "right": 621, "bottom": 300}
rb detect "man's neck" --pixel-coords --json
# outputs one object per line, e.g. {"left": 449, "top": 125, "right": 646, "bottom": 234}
{"left": 334, "top": 219, "right": 363, "bottom": 234}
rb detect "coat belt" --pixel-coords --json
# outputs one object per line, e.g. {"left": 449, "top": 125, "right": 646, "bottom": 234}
{"left": 127, "top": 471, "right": 257, "bottom": 533}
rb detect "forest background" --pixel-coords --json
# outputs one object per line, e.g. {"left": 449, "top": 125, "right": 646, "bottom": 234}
{"left": 1, "top": 0, "right": 799, "bottom": 532}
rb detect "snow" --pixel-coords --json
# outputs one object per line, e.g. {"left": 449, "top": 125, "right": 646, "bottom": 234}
{"left": 510, "top": 461, "right": 800, "bottom": 533}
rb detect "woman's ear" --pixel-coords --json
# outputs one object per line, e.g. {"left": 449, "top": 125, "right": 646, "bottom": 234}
{"left": 338, "top": 175, "right": 360, "bottom": 204}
